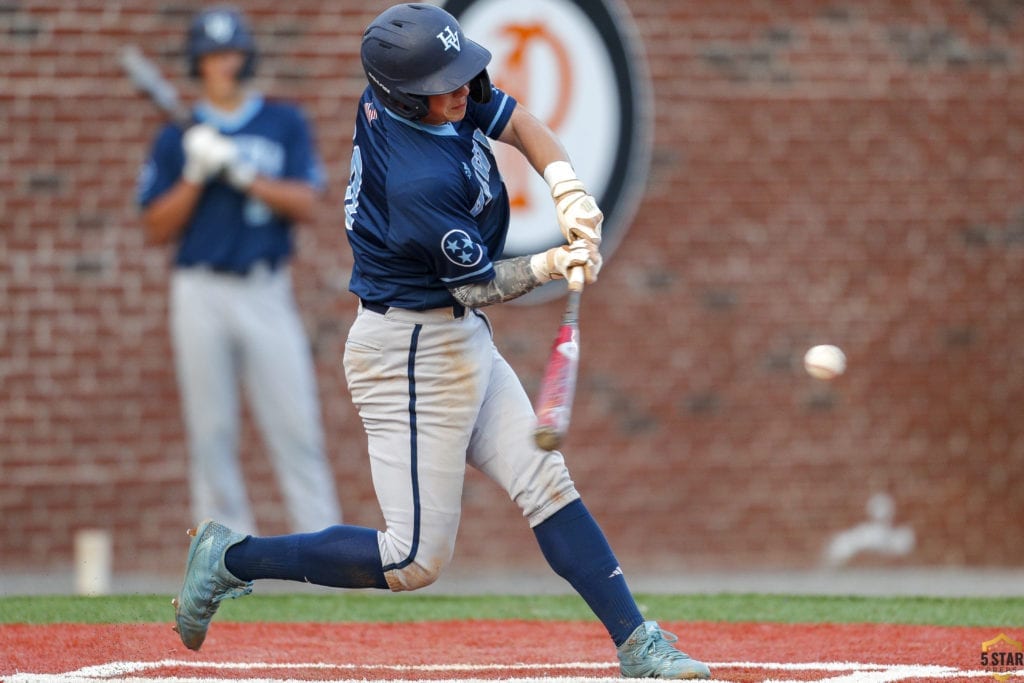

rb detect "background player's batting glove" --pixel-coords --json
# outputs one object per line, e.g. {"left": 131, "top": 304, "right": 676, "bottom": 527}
{"left": 530, "top": 239, "right": 602, "bottom": 285}
{"left": 224, "top": 158, "right": 257, "bottom": 192}
{"left": 544, "top": 161, "right": 603, "bottom": 245}
{"left": 182, "top": 124, "right": 235, "bottom": 185}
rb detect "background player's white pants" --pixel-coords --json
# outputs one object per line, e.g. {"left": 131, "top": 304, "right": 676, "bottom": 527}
{"left": 344, "top": 304, "right": 580, "bottom": 592}
{"left": 171, "top": 264, "right": 342, "bottom": 535}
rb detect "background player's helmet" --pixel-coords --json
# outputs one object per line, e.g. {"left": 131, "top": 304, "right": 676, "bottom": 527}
{"left": 187, "top": 5, "right": 257, "bottom": 80}
{"left": 361, "top": 3, "right": 492, "bottom": 120}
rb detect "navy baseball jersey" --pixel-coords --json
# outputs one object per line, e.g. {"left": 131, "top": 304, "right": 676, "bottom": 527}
{"left": 343, "top": 85, "right": 517, "bottom": 310}
{"left": 137, "top": 93, "right": 326, "bottom": 273}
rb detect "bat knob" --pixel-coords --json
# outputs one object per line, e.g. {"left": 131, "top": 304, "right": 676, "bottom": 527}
{"left": 534, "top": 427, "right": 562, "bottom": 451}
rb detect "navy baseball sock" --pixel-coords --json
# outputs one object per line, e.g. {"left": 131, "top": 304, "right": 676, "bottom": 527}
{"left": 533, "top": 498, "right": 644, "bottom": 646}
{"left": 225, "top": 525, "right": 388, "bottom": 589}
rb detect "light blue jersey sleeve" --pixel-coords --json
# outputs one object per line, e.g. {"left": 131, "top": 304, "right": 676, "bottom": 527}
{"left": 467, "top": 86, "right": 516, "bottom": 140}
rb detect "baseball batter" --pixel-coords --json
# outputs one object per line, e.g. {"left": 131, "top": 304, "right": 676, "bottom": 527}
{"left": 172, "top": 4, "right": 709, "bottom": 679}
{"left": 137, "top": 6, "right": 341, "bottom": 535}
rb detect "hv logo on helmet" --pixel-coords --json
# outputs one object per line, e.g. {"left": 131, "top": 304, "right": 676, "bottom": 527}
{"left": 443, "top": 0, "right": 652, "bottom": 303}
{"left": 204, "top": 12, "right": 237, "bottom": 43}
{"left": 437, "top": 25, "right": 461, "bottom": 51}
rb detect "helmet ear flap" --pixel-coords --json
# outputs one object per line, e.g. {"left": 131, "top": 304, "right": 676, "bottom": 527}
{"left": 469, "top": 69, "right": 491, "bottom": 104}
{"left": 366, "top": 72, "right": 430, "bottom": 119}
{"left": 390, "top": 91, "right": 429, "bottom": 120}
{"left": 238, "top": 51, "right": 257, "bottom": 80}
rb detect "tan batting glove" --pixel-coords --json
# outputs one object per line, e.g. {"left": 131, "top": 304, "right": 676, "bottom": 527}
{"left": 544, "top": 160, "right": 603, "bottom": 245}
{"left": 530, "top": 239, "right": 602, "bottom": 284}
{"left": 181, "top": 124, "right": 236, "bottom": 186}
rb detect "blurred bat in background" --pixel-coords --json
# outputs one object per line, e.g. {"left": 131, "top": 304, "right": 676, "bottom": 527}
{"left": 533, "top": 267, "right": 585, "bottom": 451}
{"left": 119, "top": 44, "right": 191, "bottom": 127}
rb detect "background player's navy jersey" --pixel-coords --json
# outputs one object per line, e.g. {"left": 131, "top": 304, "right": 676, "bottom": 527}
{"left": 137, "top": 94, "right": 326, "bottom": 273}
{"left": 344, "top": 85, "right": 517, "bottom": 310}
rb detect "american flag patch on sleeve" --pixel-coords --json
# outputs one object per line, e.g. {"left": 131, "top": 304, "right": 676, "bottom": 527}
{"left": 364, "top": 102, "right": 378, "bottom": 125}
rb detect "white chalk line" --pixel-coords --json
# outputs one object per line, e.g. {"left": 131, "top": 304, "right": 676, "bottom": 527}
{"left": 3, "top": 660, "right": 1023, "bottom": 683}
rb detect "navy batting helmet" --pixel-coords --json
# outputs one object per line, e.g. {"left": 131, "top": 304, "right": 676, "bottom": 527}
{"left": 187, "top": 5, "right": 257, "bottom": 80}
{"left": 361, "top": 3, "right": 491, "bottom": 120}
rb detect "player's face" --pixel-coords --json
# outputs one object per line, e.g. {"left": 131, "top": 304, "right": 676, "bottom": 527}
{"left": 198, "top": 50, "right": 247, "bottom": 103}
{"left": 421, "top": 84, "right": 471, "bottom": 125}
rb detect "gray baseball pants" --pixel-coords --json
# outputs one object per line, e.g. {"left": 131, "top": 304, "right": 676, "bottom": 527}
{"left": 171, "top": 264, "right": 342, "bottom": 535}
{"left": 343, "top": 303, "right": 579, "bottom": 591}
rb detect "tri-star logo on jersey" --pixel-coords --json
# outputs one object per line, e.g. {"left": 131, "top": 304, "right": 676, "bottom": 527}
{"left": 442, "top": 229, "right": 484, "bottom": 267}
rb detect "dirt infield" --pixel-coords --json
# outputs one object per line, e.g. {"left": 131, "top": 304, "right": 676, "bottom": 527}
{"left": 2, "top": 620, "right": 1022, "bottom": 681}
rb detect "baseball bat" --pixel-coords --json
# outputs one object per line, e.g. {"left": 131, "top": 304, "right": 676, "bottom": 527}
{"left": 533, "top": 267, "right": 585, "bottom": 450}
{"left": 119, "top": 44, "right": 192, "bottom": 128}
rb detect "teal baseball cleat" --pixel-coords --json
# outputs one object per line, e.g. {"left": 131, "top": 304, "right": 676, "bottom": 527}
{"left": 172, "top": 519, "right": 252, "bottom": 650}
{"left": 617, "top": 621, "right": 712, "bottom": 679}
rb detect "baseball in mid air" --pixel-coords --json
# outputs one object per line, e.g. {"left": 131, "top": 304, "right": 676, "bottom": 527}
{"left": 803, "top": 344, "right": 846, "bottom": 380}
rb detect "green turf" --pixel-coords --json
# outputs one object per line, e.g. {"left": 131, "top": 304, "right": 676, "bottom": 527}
{"left": 0, "top": 592, "right": 1021, "bottom": 627}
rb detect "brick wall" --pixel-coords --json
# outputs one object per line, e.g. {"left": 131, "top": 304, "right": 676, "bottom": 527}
{"left": 2, "top": 0, "right": 1022, "bottom": 580}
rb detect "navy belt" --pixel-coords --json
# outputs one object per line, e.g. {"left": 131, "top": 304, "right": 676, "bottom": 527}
{"left": 206, "top": 259, "right": 278, "bottom": 276}
{"left": 360, "top": 299, "right": 465, "bottom": 319}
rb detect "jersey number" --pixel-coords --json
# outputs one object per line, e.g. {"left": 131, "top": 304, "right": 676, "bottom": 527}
{"left": 344, "top": 145, "right": 363, "bottom": 230}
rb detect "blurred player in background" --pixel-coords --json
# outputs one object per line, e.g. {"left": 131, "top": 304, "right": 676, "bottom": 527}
{"left": 171, "top": 3, "right": 709, "bottom": 679}
{"left": 137, "top": 5, "right": 342, "bottom": 535}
